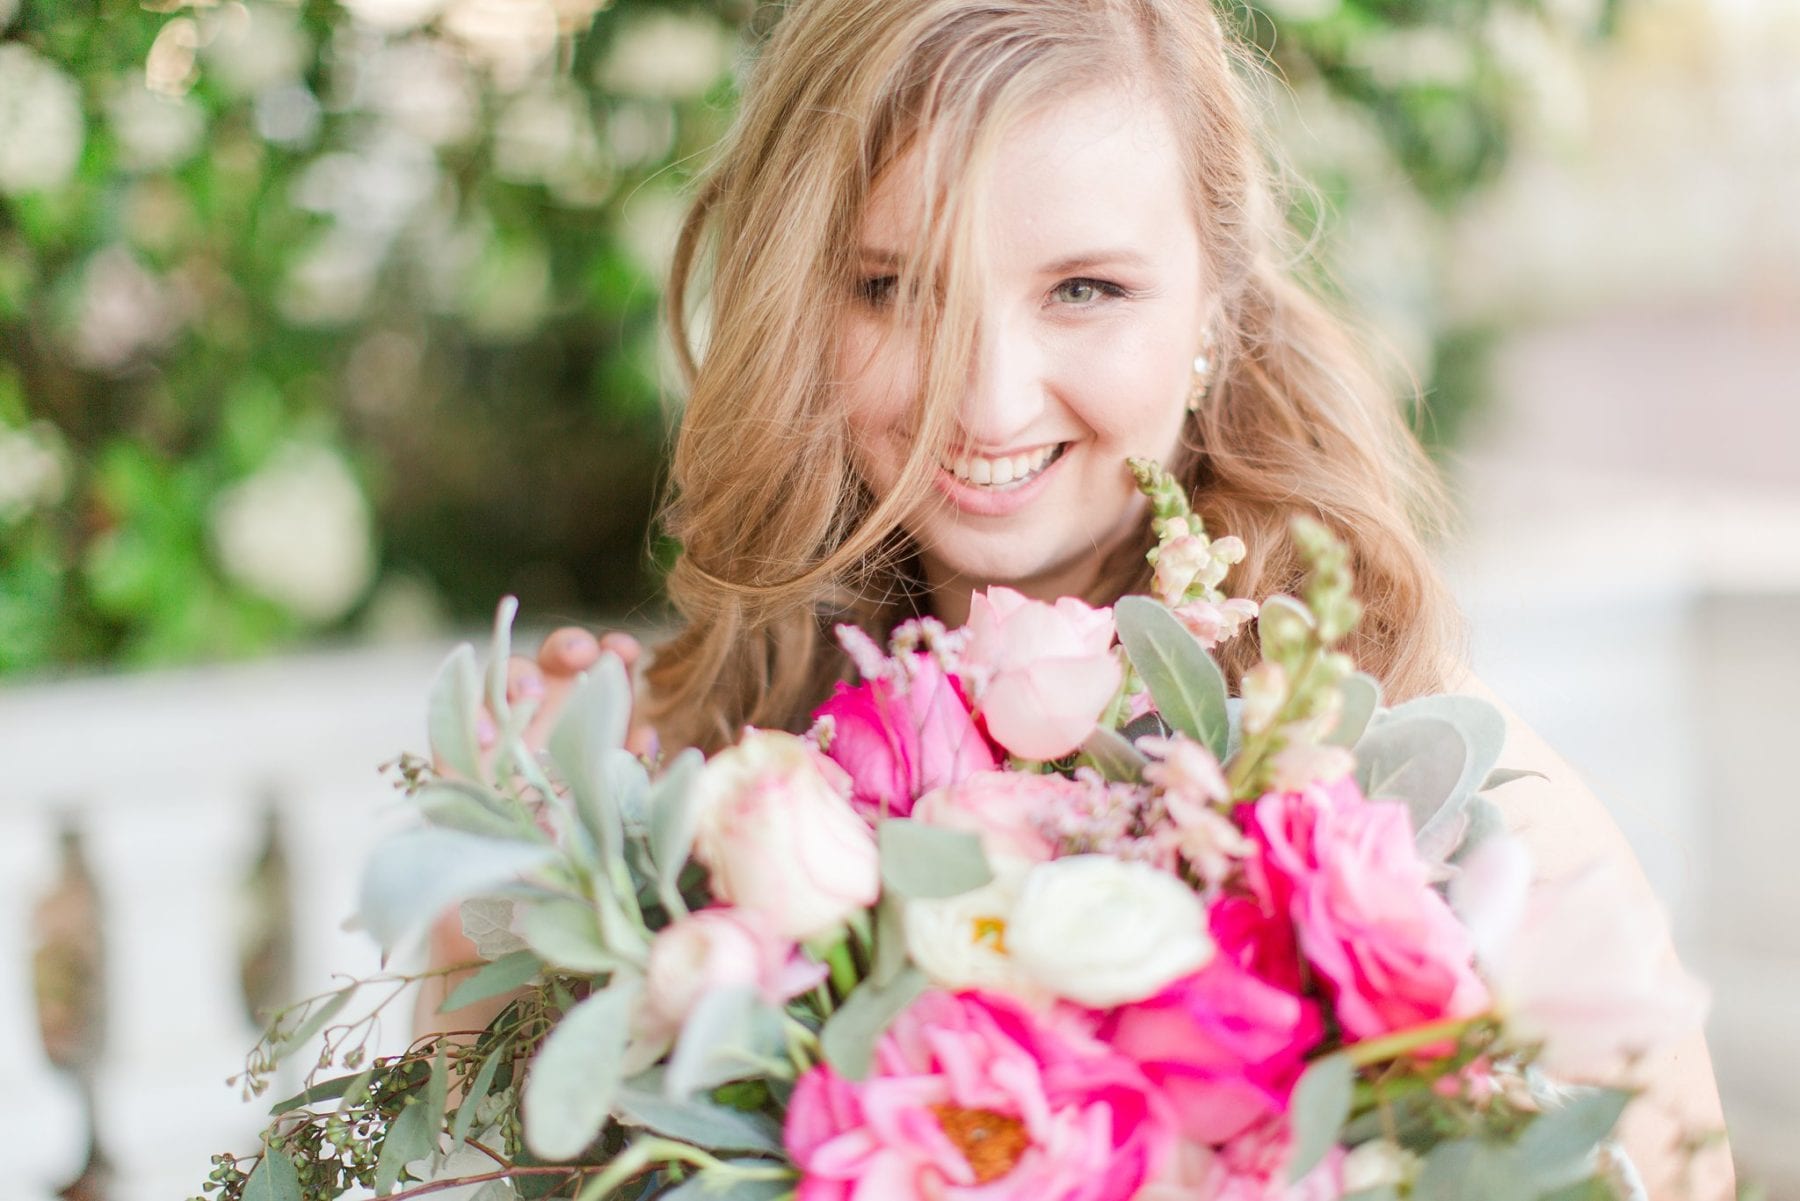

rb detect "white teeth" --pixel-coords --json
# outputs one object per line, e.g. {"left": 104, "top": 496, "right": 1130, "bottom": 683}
{"left": 939, "top": 444, "right": 1061, "bottom": 488}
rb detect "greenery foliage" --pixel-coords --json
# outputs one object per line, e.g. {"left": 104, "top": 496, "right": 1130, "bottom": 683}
{"left": 0, "top": 0, "right": 1617, "bottom": 674}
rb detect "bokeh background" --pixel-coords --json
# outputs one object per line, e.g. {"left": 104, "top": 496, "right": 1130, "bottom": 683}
{"left": 1, "top": 0, "right": 1795, "bottom": 1197}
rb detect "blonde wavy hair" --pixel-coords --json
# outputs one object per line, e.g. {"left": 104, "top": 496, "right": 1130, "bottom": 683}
{"left": 643, "top": 0, "right": 1467, "bottom": 753}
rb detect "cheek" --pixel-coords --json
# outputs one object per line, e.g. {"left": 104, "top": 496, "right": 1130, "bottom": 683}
{"left": 836, "top": 318, "right": 917, "bottom": 462}
{"left": 1061, "top": 322, "right": 1191, "bottom": 443}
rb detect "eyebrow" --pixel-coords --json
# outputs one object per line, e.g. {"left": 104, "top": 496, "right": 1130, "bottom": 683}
{"left": 856, "top": 246, "right": 1153, "bottom": 275}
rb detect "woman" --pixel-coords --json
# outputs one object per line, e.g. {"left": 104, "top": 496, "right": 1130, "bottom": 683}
{"left": 422, "top": 0, "right": 1733, "bottom": 1192}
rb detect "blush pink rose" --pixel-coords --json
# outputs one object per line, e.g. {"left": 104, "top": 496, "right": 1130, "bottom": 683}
{"left": 910, "top": 770, "right": 1079, "bottom": 867}
{"left": 643, "top": 907, "right": 827, "bottom": 1035}
{"left": 962, "top": 587, "right": 1123, "bottom": 761}
{"left": 1102, "top": 957, "right": 1324, "bottom": 1144}
{"left": 785, "top": 990, "right": 1172, "bottom": 1201}
{"left": 813, "top": 654, "right": 999, "bottom": 818}
{"left": 1246, "top": 777, "right": 1489, "bottom": 1042}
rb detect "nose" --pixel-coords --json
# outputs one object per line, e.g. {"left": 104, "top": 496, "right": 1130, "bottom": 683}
{"left": 956, "top": 318, "right": 1046, "bottom": 451}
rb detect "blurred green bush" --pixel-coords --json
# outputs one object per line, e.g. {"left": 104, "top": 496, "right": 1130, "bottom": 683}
{"left": 0, "top": 0, "right": 1617, "bottom": 675}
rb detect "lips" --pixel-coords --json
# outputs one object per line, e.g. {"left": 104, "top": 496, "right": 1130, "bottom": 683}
{"left": 939, "top": 443, "right": 1064, "bottom": 488}
{"left": 932, "top": 443, "right": 1070, "bottom": 517}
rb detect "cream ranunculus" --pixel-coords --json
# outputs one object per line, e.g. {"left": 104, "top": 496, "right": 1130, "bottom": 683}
{"left": 1008, "top": 854, "right": 1214, "bottom": 1007}
{"left": 902, "top": 868, "right": 1042, "bottom": 998}
{"left": 689, "top": 730, "right": 881, "bottom": 943}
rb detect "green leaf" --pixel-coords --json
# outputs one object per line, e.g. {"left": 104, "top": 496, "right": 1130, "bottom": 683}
{"left": 428, "top": 644, "right": 484, "bottom": 784}
{"left": 1514, "top": 1089, "right": 1633, "bottom": 1193}
{"left": 1352, "top": 715, "right": 1469, "bottom": 840}
{"left": 1081, "top": 726, "right": 1149, "bottom": 781}
{"left": 266, "top": 1069, "right": 371, "bottom": 1116}
{"left": 870, "top": 893, "right": 909, "bottom": 988}
{"left": 549, "top": 665, "right": 633, "bottom": 872}
{"left": 614, "top": 1073, "right": 783, "bottom": 1153}
{"left": 450, "top": 1048, "right": 507, "bottom": 1149}
{"left": 1450, "top": 795, "right": 1508, "bottom": 864}
{"left": 374, "top": 1094, "right": 440, "bottom": 1193}
{"left": 522, "top": 975, "right": 641, "bottom": 1161}
{"left": 821, "top": 966, "right": 927, "bottom": 1081}
{"left": 269, "top": 985, "right": 353, "bottom": 1060}
{"left": 653, "top": 1166, "right": 794, "bottom": 1201}
{"left": 241, "top": 1144, "right": 302, "bottom": 1201}
{"left": 426, "top": 1043, "right": 450, "bottom": 1127}
{"left": 484, "top": 596, "right": 521, "bottom": 727}
{"left": 1342, "top": 1189, "right": 1399, "bottom": 1201}
{"left": 418, "top": 781, "right": 536, "bottom": 840}
{"left": 1114, "top": 595, "right": 1230, "bottom": 759}
{"left": 357, "top": 829, "right": 556, "bottom": 953}
{"left": 521, "top": 898, "right": 624, "bottom": 973}
{"left": 1483, "top": 767, "right": 1549, "bottom": 791}
{"left": 666, "top": 986, "right": 788, "bottom": 1097}
{"left": 878, "top": 819, "right": 992, "bottom": 900}
{"left": 1286, "top": 1053, "right": 1354, "bottom": 1184}
{"left": 461, "top": 896, "right": 529, "bottom": 960}
{"left": 648, "top": 747, "right": 706, "bottom": 915}
{"left": 1411, "top": 1140, "right": 1531, "bottom": 1201}
{"left": 1327, "top": 672, "right": 1383, "bottom": 748}
{"left": 1383, "top": 694, "right": 1508, "bottom": 804}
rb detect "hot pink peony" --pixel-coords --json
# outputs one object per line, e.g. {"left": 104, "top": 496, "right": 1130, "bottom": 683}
{"left": 1102, "top": 957, "right": 1323, "bottom": 1144}
{"left": 961, "top": 587, "right": 1123, "bottom": 761}
{"left": 1245, "top": 777, "right": 1489, "bottom": 1042}
{"left": 814, "top": 654, "right": 999, "bottom": 818}
{"left": 785, "top": 990, "right": 1172, "bottom": 1201}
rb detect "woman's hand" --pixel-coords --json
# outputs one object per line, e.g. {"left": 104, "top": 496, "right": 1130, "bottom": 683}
{"left": 413, "top": 625, "right": 647, "bottom": 1039}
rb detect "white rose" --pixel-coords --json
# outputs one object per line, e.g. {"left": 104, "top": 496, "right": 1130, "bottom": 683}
{"left": 689, "top": 730, "right": 880, "bottom": 943}
{"left": 902, "top": 869, "right": 1040, "bottom": 997}
{"left": 1007, "top": 855, "right": 1213, "bottom": 1007}
{"left": 1342, "top": 1139, "right": 1421, "bottom": 1193}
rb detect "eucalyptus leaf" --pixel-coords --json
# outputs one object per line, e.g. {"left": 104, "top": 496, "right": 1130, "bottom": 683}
{"left": 653, "top": 1167, "right": 793, "bottom": 1201}
{"left": 1411, "top": 1140, "right": 1531, "bottom": 1201}
{"left": 269, "top": 985, "right": 352, "bottom": 1060}
{"left": 666, "top": 986, "right": 788, "bottom": 1097}
{"left": 426, "top": 1043, "right": 450, "bottom": 1127}
{"left": 821, "top": 966, "right": 927, "bottom": 1081}
{"left": 1327, "top": 673, "right": 1383, "bottom": 748}
{"left": 871, "top": 893, "right": 909, "bottom": 988}
{"left": 521, "top": 975, "right": 641, "bottom": 1161}
{"left": 358, "top": 829, "right": 556, "bottom": 953}
{"left": 241, "top": 1144, "right": 302, "bottom": 1201}
{"left": 649, "top": 747, "right": 706, "bottom": 915}
{"left": 266, "top": 1069, "right": 371, "bottom": 1116}
{"left": 374, "top": 1096, "right": 439, "bottom": 1193}
{"left": 1514, "top": 1089, "right": 1633, "bottom": 1193}
{"left": 614, "top": 1074, "right": 783, "bottom": 1153}
{"left": 1081, "top": 726, "right": 1149, "bottom": 781}
{"left": 450, "top": 1048, "right": 506, "bottom": 1149}
{"left": 1285, "top": 1054, "right": 1354, "bottom": 1184}
{"left": 442, "top": 947, "right": 541, "bottom": 1014}
{"left": 878, "top": 819, "right": 992, "bottom": 900}
{"left": 1114, "top": 596, "right": 1230, "bottom": 759}
{"left": 522, "top": 898, "right": 623, "bottom": 973}
{"left": 1484, "top": 767, "right": 1549, "bottom": 791}
{"left": 428, "top": 644, "right": 485, "bottom": 784}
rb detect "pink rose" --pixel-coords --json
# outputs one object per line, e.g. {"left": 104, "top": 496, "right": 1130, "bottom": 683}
{"left": 962, "top": 587, "right": 1123, "bottom": 761}
{"left": 910, "top": 770, "right": 1076, "bottom": 867}
{"left": 813, "top": 653, "right": 999, "bottom": 818}
{"left": 1246, "top": 778, "right": 1489, "bottom": 1042}
{"left": 643, "top": 907, "right": 827, "bottom": 1036}
{"left": 1201, "top": 1115, "right": 1345, "bottom": 1201}
{"left": 690, "top": 730, "right": 881, "bottom": 942}
{"left": 786, "top": 990, "right": 1172, "bottom": 1201}
{"left": 1103, "top": 957, "right": 1323, "bottom": 1144}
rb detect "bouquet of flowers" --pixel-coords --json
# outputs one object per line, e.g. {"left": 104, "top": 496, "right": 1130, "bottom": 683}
{"left": 200, "top": 461, "right": 1707, "bottom": 1201}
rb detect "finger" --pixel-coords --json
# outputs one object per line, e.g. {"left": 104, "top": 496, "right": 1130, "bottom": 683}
{"left": 597, "top": 631, "right": 642, "bottom": 676}
{"left": 504, "top": 655, "right": 547, "bottom": 707}
{"left": 538, "top": 626, "right": 602, "bottom": 679}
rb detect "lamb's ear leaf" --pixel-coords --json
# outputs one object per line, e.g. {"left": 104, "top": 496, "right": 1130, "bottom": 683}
{"left": 1285, "top": 1054, "right": 1354, "bottom": 1184}
{"left": 1114, "top": 596, "right": 1229, "bottom": 759}
{"left": 879, "top": 819, "right": 992, "bottom": 900}
{"left": 1327, "top": 672, "right": 1383, "bottom": 748}
{"left": 357, "top": 829, "right": 555, "bottom": 954}
{"left": 521, "top": 975, "right": 640, "bottom": 1161}
{"left": 427, "top": 644, "right": 484, "bottom": 784}
{"left": 820, "top": 967, "right": 927, "bottom": 1082}
{"left": 1082, "top": 725, "right": 1150, "bottom": 782}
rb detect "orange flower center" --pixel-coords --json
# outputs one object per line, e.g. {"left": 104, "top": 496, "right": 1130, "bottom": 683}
{"left": 930, "top": 1104, "right": 1030, "bottom": 1184}
{"left": 970, "top": 915, "right": 1009, "bottom": 954}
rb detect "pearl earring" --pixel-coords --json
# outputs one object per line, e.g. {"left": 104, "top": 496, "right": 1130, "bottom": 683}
{"left": 1186, "top": 340, "right": 1217, "bottom": 413}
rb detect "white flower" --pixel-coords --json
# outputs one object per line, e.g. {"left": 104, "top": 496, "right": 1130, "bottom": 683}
{"left": 1451, "top": 836, "right": 1710, "bottom": 1075}
{"left": 492, "top": 83, "right": 604, "bottom": 189}
{"left": 0, "top": 45, "right": 84, "bottom": 196}
{"left": 362, "top": 38, "right": 479, "bottom": 147}
{"left": 1341, "top": 1140, "right": 1421, "bottom": 1193}
{"left": 903, "top": 869, "right": 1040, "bottom": 997}
{"left": 107, "top": 74, "right": 205, "bottom": 172}
{"left": 0, "top": 422, "right": 68, "bottom": 522}
{"left": 69, "top": 246, "right": 182, "bottom": 371}
{"left": 340, "top": 0, "right": 449, "bottom": 34}
{"left": 201, "top": 3, "right": 308, "bottom": 97}
{"left": 442, "top": 0, "right": 559, "bottom": 90}
{"left": 1240, "top": 662, "right": 1288, "bottom": 734}
{"left": 689, "top": 730, "right": 880, "bottom": 943}
{"left": 597, "top": 11, "right": 735, "bottom": 100}
{"left": 1007, "top": 855, "right": 1213, "bottom": 1007}
{"left": 209, "top": 443, "right": 376, "bottom": 623}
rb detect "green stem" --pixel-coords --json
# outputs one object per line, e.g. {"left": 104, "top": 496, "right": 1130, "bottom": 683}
{"left": 1345, "top": 1015, "right": 1483, "bottom": 1068}
{"left": 826, "top": 939, "right": 859, "bottom": 998}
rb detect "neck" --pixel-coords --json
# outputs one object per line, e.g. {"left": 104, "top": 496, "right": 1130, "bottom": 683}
{"left": 920, "top": 554, "right": 1109, "bottom": 628}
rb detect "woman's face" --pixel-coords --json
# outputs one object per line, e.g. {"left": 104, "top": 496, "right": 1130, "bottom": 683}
{"left": 837, "top": 85, "right": 1208, "bottom": 620}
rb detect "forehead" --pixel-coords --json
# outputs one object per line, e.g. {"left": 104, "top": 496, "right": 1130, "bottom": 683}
{"left": 859, "top": 87, "right": 1198, "bottom": 268}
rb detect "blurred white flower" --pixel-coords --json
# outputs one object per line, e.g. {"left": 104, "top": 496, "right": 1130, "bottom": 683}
{"left": 443, "top": 0, "right": 558, "bottom": 90}
{"left": 618, "top": 187, "right": 687, "bottom": 279}
{"left": 605, "top": 100, "right": 676, "bottom": 167}
{"left": 107, "top": 74, "right": 206, "bottom": 172}
{"left": 1347, "top": 27, "right": 1476, "bottom": 89}
{"left": 597, "top": 11, "right": 735, "bottom": 100}
{"left": 279, "top": 228, "right": 382, "bottom": 325}
{"left": 254, "top": 82, "right": 322, "bottom": 147}
{"left": 69, "top": 246, "right": 183, "bottom": 371}
{"left": 493, "top": 82, "right": 600, "bottom": 186}
{"left": 0, "top": 45, "right": 85, "bottom": 196}
{"left": 1341, "top": 1140, "right": 1421, "bottom": 1193}
{"left": 0, "top": 0, "right": 17, "bottom": 30}
{"left": 460, "top": 237, "right": 550, "bottom": 340}
{"left": 361, "top": 38, "right": 478, "bottom": 146}
{"left": 339, "top": 0, "right": 449, "bottom": 34}
{"left": 903, "top": 869, "right": 1040, "bottom": 998}
{"left": 0, "top": 422, "right": 68, "bottom": 523}
{"left": 210, "top": 443, "right": 377, "bottom": 623}
{"left": 201, "top": 3, "right": 310, "bottom": 98}
{"left": 291, "top": 127, "right": 441, "bottom": 237}
{"left": 146, "top": 17, "right": 202, "bottom": 97}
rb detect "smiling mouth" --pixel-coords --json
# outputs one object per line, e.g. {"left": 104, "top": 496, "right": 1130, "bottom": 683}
{"left": 938, "top": 443, "right": 1067, "bottom": 489}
